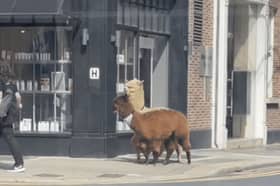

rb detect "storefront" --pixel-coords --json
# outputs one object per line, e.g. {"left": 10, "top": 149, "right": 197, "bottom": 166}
{"left": 0, "top": 0, "right": 188, "bottom": 157}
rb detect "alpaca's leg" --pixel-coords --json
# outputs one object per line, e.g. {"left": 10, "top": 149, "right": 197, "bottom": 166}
{"left": 176, "top": 144, "right": 182, "bottom": 163}
{"left": 172, "top": 138, "right": 182, "bottom": 163}
{"left": 163, "top": 139, "right": 174, "bottom": 164}
{"left": 164, "top": 148, "right": 173, "bottom": 165}
{"left": 179, "top": 137, "right": 191, "bottom": 164}
{"left": 144, "top": 152, "right": 150, "bottom": 164}
{"left": 131, "top": 134, "right": 142, "bottom": 162}
{"left": 151, "top": 140, "right": 162, "bottom": 164}
{"left": 136, "top": 149, "right": 141, "bottom": 161}
{"left": 152, "top": 151, "right": 160, "bottom": 164}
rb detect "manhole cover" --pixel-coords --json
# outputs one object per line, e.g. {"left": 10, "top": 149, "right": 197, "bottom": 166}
{"left": 98, "top": 174, "right": 125, "bottom": 178}
{"left": 34, "top": 173, "right": 64, "bottom": 178}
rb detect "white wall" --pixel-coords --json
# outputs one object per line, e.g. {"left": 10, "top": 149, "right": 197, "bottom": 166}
{"left": 212, "top": 0, "right": 229, "bottom": 149}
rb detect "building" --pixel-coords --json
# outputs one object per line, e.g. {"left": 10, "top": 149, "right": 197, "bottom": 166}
{"left": 187, "top": 0, "right": 214, "bottom": 148}
{"left": 267, "top": 0, "right": 280, "bottom": 144}
{"left": 0, "top": 0, "right": 188, "bottom": 157}
{"left": 188, "top": 0, "right": 280, "bottom": 149}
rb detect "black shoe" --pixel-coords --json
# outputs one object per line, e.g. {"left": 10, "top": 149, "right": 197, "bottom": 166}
{"left": 7, "top": 164, "right": 25, "bottom": 173}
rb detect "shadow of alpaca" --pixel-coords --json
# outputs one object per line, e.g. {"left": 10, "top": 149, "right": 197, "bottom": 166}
{"left": 114, "top": 156, "right": 181, "bottom": 165}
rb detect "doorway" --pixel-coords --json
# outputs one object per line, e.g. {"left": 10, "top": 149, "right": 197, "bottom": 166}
{"left": 226, "top": 4, "right": 253, "bottom": 139}
{"left": 138, "top": 35, "right": 169, "bottom": 108}
{"left": 139, "top": 36, "right": 153, "bottom": 107}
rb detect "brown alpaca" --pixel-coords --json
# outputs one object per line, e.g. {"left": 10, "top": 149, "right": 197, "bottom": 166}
{"left": 113, "top": 94, "right": 191, "bottom": 164}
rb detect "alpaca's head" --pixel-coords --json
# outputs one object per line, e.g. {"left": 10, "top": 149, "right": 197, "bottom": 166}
{"left": 113, "top": 94, "right": 134, "bottom": 120}
{"left": 125, "top": 79, "right": 145, "bottom": 111}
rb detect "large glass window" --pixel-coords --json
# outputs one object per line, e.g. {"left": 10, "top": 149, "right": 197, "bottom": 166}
{"left": 0, "top": 26, "right": 73, "bottom": 134}
{"left": 116, "top": 30, "right": 136, "bottom": 95}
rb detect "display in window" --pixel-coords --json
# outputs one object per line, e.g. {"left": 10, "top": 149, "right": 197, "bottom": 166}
{"left": 0, "top": 26, "right": 73, "bottom": 134}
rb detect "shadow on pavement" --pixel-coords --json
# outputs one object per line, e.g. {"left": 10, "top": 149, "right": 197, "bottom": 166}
{"left": 0, "top": 162, "right": 12, "bottom": 170}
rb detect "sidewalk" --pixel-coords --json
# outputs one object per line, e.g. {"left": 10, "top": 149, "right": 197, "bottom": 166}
{"left": 0, "top": 144, "right": 280, "bottom": 185}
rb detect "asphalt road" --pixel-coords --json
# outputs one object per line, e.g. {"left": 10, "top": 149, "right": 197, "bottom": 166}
{"left": 87, "top": 166, "right": 280, "bottom": 186}
{"left": 0, "top": 171, "right": 279, "bottom": 186}
{"left": 89, "top": 174, "right": 280, "bottom": 186}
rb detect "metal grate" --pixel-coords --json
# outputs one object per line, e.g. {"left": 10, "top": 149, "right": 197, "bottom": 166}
{"left": 98, "top": 174, "right": 125, "bottom": 178}
{"left": 193, "top": 0, "right": 203, "bottom": 46}
{"left": 34, "top": 173, "right": 64, "bottom": 178}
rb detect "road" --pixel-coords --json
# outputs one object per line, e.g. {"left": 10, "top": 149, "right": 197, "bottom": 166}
{"left": 87, "top": 166, "right": 280, "bottom": 186}
{"left": 115, "top": 175, "right": 280, "bottom": 186}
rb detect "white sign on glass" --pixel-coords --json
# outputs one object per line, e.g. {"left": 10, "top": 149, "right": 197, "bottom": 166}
{"left": 89, "top": 67, "right": 100, "bottom": 80}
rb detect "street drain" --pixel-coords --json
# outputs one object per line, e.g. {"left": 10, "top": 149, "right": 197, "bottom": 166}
{"left": 34, "top": 173, "right": 64, "bottom": 178}
{"left": 98, "top": 174, "right": 125, "bottom": 178}
{"left": 234, "top": 169, "right": 243, "bottom": 173}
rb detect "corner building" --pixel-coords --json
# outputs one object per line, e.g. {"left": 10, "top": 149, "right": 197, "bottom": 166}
{"left": 0, "top": 0, "right": 189, "bottom": 157}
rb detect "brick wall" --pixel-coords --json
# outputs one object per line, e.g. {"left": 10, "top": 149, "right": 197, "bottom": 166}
{"left": 186, "top": 0, "right": 280, "bottom": 133}
{"left": 267, "top": 0, "right": 280, "bottom": 129}
{"left": 187, "top": 0, "right": 214, "bottom": 130}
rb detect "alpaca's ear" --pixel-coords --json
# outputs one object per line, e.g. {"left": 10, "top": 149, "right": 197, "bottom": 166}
{"left": 139, "top": 80, "right": 144, "bottom": 85}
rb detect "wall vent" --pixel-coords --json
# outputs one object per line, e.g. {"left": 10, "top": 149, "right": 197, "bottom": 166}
{"left": 193, "top": 0, "right": 203, "bottom": 46}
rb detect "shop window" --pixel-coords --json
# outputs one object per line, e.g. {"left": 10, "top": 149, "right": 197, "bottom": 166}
{"left": 115, "top": 30, "right": 137, "bottom": 132}
{"left": 116, "top": 30, "right": 136, "bottom": 94}
{"left": 0, "top": 26, "right": 73, "bottom": 134}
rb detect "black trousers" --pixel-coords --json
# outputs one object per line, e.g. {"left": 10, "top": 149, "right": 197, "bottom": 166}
{"left": 1, "top": 126, "right": 24, "bottom": 166}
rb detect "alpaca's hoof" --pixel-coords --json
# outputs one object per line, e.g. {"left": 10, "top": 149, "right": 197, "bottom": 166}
{"left": 163, "top": 160, "right": 169, "bottom": 165}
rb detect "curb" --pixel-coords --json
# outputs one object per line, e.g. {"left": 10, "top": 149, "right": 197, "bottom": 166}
{"left": 1, "top": 161, "right": 280, "bottom": 186}
{"left": 212, "top": 161, "right": 280, "bottom": 177}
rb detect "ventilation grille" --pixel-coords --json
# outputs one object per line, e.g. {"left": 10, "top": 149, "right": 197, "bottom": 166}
{"left": 193, "top": 0, "right": 203, "bottom": 46}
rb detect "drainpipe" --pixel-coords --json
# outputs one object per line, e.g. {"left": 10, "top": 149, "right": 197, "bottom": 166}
{"left": 212, "top": 0, "right": 229, "bottom": 149}
{"left": 263, "top": 2, "right": 270, "bottom": 145}
{"left": 212, "top": 0, "right": 220, "bottom": 148}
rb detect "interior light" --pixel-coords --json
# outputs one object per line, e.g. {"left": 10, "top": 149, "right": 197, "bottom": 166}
{"left": 20, "top": 30, "right": 25, "bottom": 34}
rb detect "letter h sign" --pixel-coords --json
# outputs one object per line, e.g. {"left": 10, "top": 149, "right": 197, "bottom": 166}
{"left": 89, "top": 67, "right": 100, "bottom": 80}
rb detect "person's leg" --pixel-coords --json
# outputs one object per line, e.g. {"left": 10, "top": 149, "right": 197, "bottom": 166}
{"left": 2, "top": 126, "right": 24, "bottom": 166}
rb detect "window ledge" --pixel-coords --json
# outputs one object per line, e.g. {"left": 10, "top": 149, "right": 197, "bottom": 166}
{"left": 14, "top": 131, "right": 72, "bottom": 138}
{"left": 266, "top": 98, "right": 280, "bottom": 104}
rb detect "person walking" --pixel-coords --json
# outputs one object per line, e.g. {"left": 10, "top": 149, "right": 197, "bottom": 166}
{"left": 0, "top": 62, "right": 25, "bottom": 172}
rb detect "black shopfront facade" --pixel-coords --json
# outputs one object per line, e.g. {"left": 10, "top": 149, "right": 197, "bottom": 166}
{"left": 0, "top": 0, "right": 188, "bottom": 157}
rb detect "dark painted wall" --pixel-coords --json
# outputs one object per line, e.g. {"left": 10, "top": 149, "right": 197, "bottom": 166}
{"left": 267, "top": 129, "right": 280, "bottom": 144}
{"left": 69, "top": 0, "right": 190, "bottom": 156}
{"left": 70, "top": 0, "right": 118, "bottom": 157}
{"left": 168, "top": 0, "right": 188, "bottom": 113}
